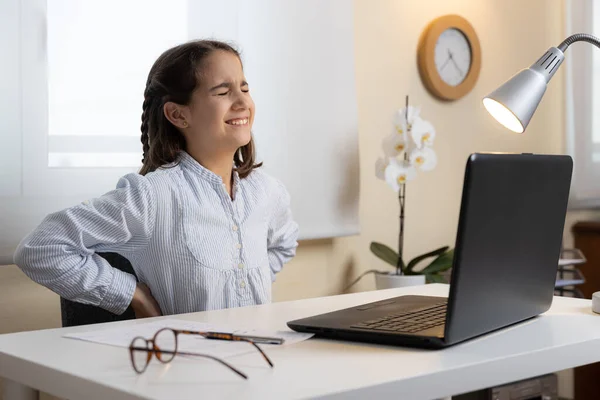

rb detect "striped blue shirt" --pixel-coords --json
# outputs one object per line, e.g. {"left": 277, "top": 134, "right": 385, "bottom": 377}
{"left": 13, "top": 151, "right": 299, "bottom": 315}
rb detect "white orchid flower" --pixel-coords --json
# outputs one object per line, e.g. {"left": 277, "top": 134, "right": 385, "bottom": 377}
{"left": 393, "top": 105, "right": 421, "bottom": 134}
{"left": 375, "top": 157, "right": 389, "bottom": 180}
{"left": 384, "top": 158, "right": 417, "bottom": 191}
{"left": 409, "top": 147, "right": 438, "bottom": 171}
{"left": 411, "top": 117, "right": 436, "bottom": 148}
{"left": 382, "top": 133, "right": 408, "bottom": 157}
{"left": 393, "top": 119, "right": 408, "bottom": 137}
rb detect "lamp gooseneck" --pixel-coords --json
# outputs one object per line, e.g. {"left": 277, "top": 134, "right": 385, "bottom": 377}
{"left": 558, "top": 33, "right": 600, "bottom": 52}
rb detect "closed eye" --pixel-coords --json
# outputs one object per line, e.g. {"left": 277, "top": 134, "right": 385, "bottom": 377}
{"left": 217, "top": 88, "right": 249, "bottom": 96}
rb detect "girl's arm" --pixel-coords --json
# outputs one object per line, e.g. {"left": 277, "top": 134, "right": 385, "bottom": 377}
{"left": 13, "top": 173, "right": 157, "bottom": 315}
{"left": 267, "top": 181, "right": 299, "bottom": 281}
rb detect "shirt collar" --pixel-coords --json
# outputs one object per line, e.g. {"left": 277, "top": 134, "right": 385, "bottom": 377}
{"left": 178, "top": 151, "right": 239, "bottom": 188}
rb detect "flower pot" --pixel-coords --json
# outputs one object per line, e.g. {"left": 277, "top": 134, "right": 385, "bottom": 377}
{"left": 374, "top": 272, "right": 426, "bottom": 290}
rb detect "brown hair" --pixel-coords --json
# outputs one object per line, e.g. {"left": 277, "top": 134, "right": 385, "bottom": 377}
{"left": 139, "top": 40, "right": 262, "bottom": 177}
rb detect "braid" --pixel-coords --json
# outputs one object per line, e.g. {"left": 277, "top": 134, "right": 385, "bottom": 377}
{"left": 140, "top": 94, "right": 152, "bottom": 164}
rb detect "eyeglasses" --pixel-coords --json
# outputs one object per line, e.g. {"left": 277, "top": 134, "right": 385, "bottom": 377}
{"left": 129, "top": 328, "right": 274, "bottom": 379}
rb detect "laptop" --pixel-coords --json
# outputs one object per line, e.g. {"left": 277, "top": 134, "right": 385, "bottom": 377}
{"left": 287, "top": 153, "right": 573, "bottom": 349}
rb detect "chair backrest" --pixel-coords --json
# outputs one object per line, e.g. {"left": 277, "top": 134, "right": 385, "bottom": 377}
{"left": 60, "top": 252, "right": 137, "bottom": 327}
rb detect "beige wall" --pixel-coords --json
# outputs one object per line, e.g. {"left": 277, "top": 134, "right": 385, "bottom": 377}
{"left": 275, "top": 0, "right": 598, "bottom": 300}
{"left": 1, "top": 0, "right": 598, "bottom": 398}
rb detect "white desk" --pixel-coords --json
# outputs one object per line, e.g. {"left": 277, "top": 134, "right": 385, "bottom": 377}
{"left": 2, "top": 283, "right": 600, "bottom": 400}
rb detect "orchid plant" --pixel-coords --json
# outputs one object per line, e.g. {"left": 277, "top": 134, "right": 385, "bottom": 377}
{"left": 347, "top": 97, "right": 453, "bottom": 291}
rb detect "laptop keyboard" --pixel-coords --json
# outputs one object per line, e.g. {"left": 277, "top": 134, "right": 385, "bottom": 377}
{"left": 350, "top": 301, "right": 447, "bottom": 334}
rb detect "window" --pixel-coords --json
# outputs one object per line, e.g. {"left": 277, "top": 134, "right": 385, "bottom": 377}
{"left": 1, "top": 0, "right": 359, "bottom": 264}
{"left": 46, "top": 0, "right": 187, "bottom": 167}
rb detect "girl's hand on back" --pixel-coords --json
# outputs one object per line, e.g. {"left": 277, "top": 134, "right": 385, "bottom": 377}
{"left": 131, "top": 282, "right": 162, "bottom": 318}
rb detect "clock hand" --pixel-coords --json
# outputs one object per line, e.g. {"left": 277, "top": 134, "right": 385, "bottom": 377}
{"left": 439, "top": 55, "right": 451, "bottom": 71}
{"left": 449, "top": 55, "right": 464, "bottom": 76}
{"left": 447, "top": 49, "right": 465, "bottom": 77}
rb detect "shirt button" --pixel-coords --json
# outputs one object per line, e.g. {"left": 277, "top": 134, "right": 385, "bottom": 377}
{"left": 238, "top": 263, "right": 244, "bottom": 269}
{"left": 236, "top": 243, "right": 242, "bottom": 249}
{"left": 240, "top": 281, "right": 246, "bottom": 288}
{"left": 232, "top": 225, "right": 238, "bottom": 231}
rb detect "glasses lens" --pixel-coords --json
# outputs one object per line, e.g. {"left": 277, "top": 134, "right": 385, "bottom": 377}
{"left": 154, "top": 329, "right": 177, "bottom": 363}
{"left": 131, "top": 337, "right": 150, "bottom": 373}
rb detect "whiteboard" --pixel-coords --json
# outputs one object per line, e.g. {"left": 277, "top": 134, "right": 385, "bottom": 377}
{"left": 0, "top": 0, "right": 360, "bottom": 264}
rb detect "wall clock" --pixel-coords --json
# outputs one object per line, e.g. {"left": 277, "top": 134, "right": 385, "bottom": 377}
{"left": 417, "top": 14, "right": 481, "bottom": 101}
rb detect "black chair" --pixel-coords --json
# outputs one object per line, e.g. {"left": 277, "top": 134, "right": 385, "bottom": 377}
{"left": 60, "top": 252, "right": 138, "bottom": 327}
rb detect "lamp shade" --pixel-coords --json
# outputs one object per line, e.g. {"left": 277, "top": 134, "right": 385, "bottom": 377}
{"left": 483, "top": 69, "right": 546, "bottom": 133}
{"left": 483, "top": 47, "right": 565, "bottom": 133}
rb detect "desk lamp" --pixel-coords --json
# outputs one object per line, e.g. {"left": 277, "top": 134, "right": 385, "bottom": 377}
{"left": 484, "top": 34, "right": 600, "bottom": 314}
{"left": 483, "top": 33, "right": 600, "bottom": 133}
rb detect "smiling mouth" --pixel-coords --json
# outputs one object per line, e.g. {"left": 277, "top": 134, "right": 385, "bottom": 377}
{"left": 226, "top": 118, "right": 249, "bottom": 126}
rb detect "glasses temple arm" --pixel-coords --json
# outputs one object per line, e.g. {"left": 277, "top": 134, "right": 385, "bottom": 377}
{"left": 166, "top": 349, "right": 248, "bottom": 379}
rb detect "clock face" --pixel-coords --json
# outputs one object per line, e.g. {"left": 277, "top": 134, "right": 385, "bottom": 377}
{"left": 434, "top": 28, "right": 472, "bottom": 87}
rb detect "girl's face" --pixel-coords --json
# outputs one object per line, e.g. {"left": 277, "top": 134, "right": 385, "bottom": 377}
{"left": 184, "top": 50, "right": 255, "bottom": 157}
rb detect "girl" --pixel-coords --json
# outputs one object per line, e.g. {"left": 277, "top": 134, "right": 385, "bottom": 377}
{"left": 14, "top": 40, "right": 299, "bottom": 318}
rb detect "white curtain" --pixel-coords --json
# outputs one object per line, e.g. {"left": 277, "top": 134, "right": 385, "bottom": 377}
{"left": 564, "top": 0, "right": 600, "bottom": 208}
